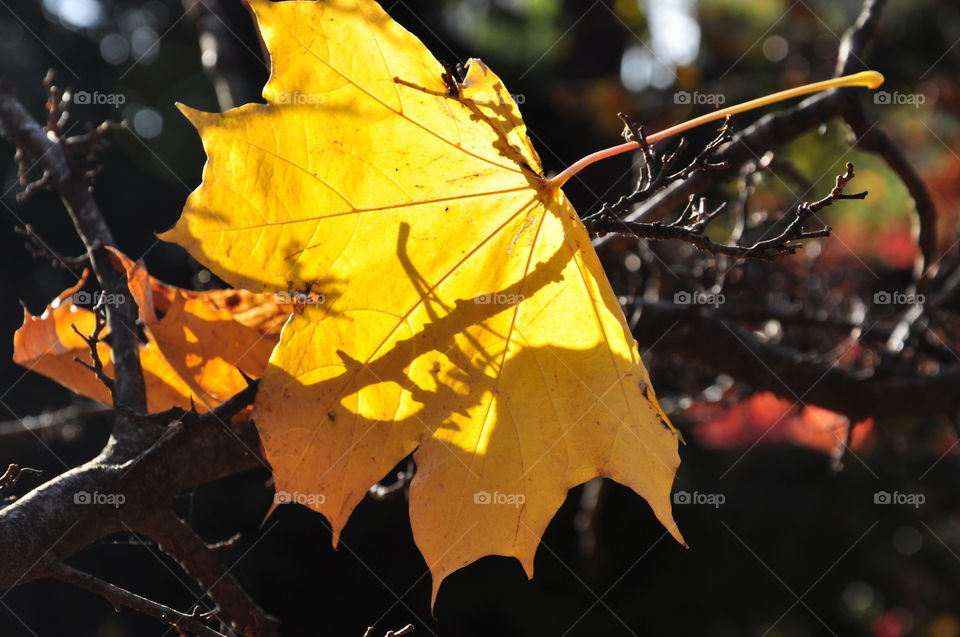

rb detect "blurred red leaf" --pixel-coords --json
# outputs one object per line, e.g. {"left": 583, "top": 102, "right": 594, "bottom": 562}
{"left": 689, "top": 392, "right": 873, "bottom": 456}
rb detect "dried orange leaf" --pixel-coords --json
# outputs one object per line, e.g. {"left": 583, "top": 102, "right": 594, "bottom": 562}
{"left": 14, "top": 253, "right": 290, "bottom": 412}
{"left": 110, "top": 248, "right": 289, "bottom": 408}
{"left": 14, "top": 271, "right": 117, "bottom": 408}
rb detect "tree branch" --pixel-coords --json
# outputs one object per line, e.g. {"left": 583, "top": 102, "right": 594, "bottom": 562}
{"left": 844, "top": 108, "right": 940, "bottom": 286}
{"left": 0, "top": 89, "right": 152, "bottom": 459}
{"left": 0, "top": 385, "right": 265, "bottom": 592}
{"left": 633, "top": 301, "right": 960, "bottom": 423}
{"left": 182, "top": 0, "right": 259, "bottom": 110}
{"left": 142, "top": 511, "right": 279, "bottom": 637}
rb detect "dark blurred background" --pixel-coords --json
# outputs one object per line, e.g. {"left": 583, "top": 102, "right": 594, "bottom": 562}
{"left": 2, "top": 0, "right": 960, "bottom": 635}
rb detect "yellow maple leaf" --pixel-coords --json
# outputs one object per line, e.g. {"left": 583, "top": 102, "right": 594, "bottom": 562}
{"left": 160, "top": 0, "right": 883, "bottom": 600}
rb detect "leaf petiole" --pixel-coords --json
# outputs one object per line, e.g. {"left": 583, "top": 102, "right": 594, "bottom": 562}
{"left": 547, "top": 70, "right": 884, "bottom": 189}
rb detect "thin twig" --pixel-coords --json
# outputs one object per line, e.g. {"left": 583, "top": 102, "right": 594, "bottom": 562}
{"left": 585, "top": 118, "right": 731, "bottom": 224}
{"left": 369, "top": 458, "right": 416, "bottom": 500}
{"left": 0, "top": 465, "right": 43, "bottom": 499}
{"left": 182, "top": 0, "right": 257, "bottom": 110}
{"left": 44, "top": 561, "right": 231, "bottom": 637}
{"left": 15, "top": 224, "right": 89, "bottom": 268}
{"left": 71, "top": 301, "right": 115, "bottom": 396}
{"left": 364, "top": 625, "right": 415, "bottom": 637}
{"left": 0, "top": 402, "right": 111, "bottom": 438}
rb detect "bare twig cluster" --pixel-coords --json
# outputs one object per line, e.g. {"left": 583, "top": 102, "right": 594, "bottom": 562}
{"left": 586, "top": 161, "right": 867, "bottom": 260}
{"left": 584, "top": 115, "right": 732, "bottom": 224}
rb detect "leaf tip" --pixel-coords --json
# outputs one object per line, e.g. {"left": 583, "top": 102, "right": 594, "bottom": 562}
{"left": 666, "top": 518, "right": 686, "bottom": 547}
{"left": 156, "top": 225, "right": 180, "bottom": 247}
{"left": 429, "top": 577, "right": 442, "bottom": 614}
{"left": 260, "top": 498, "right": 281, "bottom": 527}
{"left": 175, "top": 103, "right": 217, "bottom": 130}
{"left": 519, "top": 553, "right": 535, "bottom": 580}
